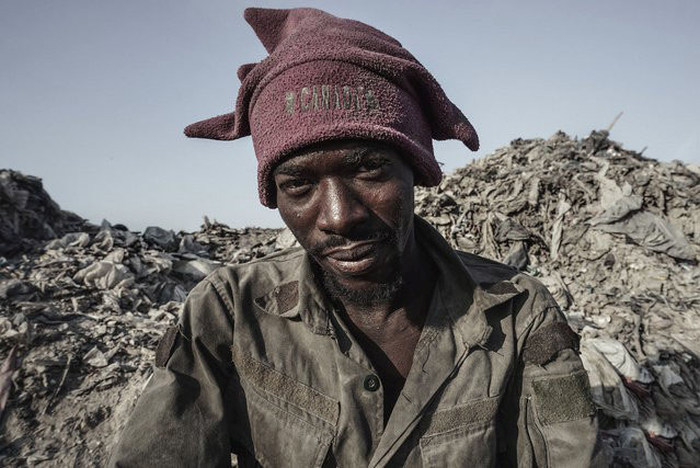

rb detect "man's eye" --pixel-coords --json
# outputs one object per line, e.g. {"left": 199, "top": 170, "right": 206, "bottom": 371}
{"left": 356, "top": 160, "right": 389, "bottom": 178}
{"left": 279, "top": 179, "right": 312, "bottom": 195}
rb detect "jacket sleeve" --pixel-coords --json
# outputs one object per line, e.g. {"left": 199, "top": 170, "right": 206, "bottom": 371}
{"left": 109, "top": 277, "right": 235, "bottom": 467}
{"left": 499, "top": 282, "right": 598, "bottom": 468}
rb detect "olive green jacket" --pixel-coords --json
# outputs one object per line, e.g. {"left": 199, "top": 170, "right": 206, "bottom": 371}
{"left": 110, "top": 217, "right": 597, "bottom": 467}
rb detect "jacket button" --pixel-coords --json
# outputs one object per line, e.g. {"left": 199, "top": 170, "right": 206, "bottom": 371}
{"left": 363, "top": 374, "right": 380, "bottom": 392}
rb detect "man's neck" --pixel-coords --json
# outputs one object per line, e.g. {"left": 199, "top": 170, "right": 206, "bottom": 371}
{"left": 336, "top": 231, "right": 437, "bottom": 376}
{"left": 340, "top": 231, "right": 435, "bottom": 328}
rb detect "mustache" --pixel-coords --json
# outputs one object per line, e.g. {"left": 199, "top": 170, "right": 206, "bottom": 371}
{"left": 308, "top": 228, "right": 395, "bottom": 257}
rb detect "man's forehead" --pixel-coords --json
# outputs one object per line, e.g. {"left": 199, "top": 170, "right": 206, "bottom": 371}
{"left": 274, "top": 140, "right": 399, "bottom": 175}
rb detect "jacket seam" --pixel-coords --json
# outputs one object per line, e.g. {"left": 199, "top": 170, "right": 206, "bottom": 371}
{"left": 206, "top": 277, "right": 236, "bottom": 321}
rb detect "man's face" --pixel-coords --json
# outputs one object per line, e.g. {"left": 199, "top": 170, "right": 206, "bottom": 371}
{"left": 273, "top": 141, "right": 415, "bottom": 305}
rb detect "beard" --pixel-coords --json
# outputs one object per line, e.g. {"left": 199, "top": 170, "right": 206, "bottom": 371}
{"left": 318, "top": 264, "right": 403, "bottom": 307}
{"left": 307, "top": 226, "right": 404, "bottom": 307}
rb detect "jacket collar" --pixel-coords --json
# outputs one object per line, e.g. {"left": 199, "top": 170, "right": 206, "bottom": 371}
{"left": 254, "top": 215, "right": 524, "bottom": 340}
{"left": 413, "top": 216, "right": 523, "bottom": 348}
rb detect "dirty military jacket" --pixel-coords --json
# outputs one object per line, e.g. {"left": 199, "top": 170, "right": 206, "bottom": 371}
{"left": 110, "top": 217, "right": 597, "bottom": 467}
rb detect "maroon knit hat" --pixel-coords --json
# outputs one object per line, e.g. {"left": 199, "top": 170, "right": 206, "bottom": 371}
{"left": 184, "top": 7, "right": 479, "bottom": 207}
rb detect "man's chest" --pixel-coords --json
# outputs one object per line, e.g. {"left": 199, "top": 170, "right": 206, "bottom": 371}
{"left": 228, "top": 302, "right": 517, "bottom": 468}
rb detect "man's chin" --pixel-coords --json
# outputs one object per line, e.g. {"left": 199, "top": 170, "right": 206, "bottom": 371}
{"left": 318, "top": 267, "right": 402, "bottom": 307}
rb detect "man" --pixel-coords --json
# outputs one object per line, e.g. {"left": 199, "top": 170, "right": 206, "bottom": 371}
{"left": 111, "top": 7, "right": 597, "bottom": 467}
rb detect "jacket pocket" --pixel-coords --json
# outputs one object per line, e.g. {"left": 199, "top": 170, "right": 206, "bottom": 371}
{"left": 233, "top": 348, "right": 338, "bottom": 468}
{"left": 526, "top": 371, "right": 598, "bottom": 468}
{"left": 419, "top": 421, "right": 497, "bottom": 467}
{"left": 245, "top": 386, "right": 333, "bottom": 468}
{"left": 419, "top": 396, "right": 500, "bottom": 467}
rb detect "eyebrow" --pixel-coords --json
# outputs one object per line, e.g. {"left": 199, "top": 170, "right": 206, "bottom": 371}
{"left": 274, "top": 163, "right": 307, "bottom": 177}
{"left": 274, "top": 145, "right": 389, "bottom": 177}
{"left": 342, "top": 147, "right": 373, "bottom": 165}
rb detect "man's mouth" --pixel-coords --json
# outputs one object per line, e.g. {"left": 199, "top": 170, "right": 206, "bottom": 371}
{"left": 321, "top": 241, "right": 380, "bottom": 275}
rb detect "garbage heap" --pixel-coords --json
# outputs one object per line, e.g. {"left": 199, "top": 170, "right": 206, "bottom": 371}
{"left": 415, "top": 130, "right": 700, "bottom": 467}
{"left": 1, "top": 130, "right": 699, "bottom": 466}
{"left": 0, "top": 177, "right": 282, "bottom": 465}
{"left": 0, "top": 170, "right": 84, "bottom": 256}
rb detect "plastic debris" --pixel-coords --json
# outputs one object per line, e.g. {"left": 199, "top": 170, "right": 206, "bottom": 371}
{"left": 1, "top": 130, "right": 698, "bottom": 465}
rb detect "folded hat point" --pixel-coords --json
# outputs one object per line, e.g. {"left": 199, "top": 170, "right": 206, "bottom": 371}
{"left": 183, "top": 113, "right": 237, "bottom": 140}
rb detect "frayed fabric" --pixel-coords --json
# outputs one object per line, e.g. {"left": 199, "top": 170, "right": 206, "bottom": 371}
{"left": 155, "top": 325, "right": 181, "bottom": 368}
{"left": 184, "top": 7, "right": 479, "bottom": 207}
{"left": 522, "top": 321, "right": 580, "bottom": 366}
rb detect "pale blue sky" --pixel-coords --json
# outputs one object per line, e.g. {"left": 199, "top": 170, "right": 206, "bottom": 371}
{"left": 2, "top": 1, "right": 698, "bottom": 231}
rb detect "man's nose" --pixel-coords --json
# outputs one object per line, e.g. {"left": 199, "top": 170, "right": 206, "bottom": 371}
{"left": 316, "top": 178, "right": 368, "bottom": 235}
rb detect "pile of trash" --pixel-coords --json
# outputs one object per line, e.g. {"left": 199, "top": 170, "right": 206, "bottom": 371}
{"left": 416, "top": 130, "right": 700, "bottom": 467}
{"left": 1, "top": 130, "right": 698, "bottom": 466}
{"left": 0, "top": 170, "right": 84, "bottom": 256}
{"left": 0, "top": 175, "right": 282, "bottom": 465}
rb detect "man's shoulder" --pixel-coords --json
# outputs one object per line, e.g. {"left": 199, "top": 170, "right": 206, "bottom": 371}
{"left": 206, "top": 246, "right": 306, "bottom": 289}
{"left": 181, "top": 247, "right": 306, "bottom": 317}
{"left": 454, "top": 250, "right": 519, "bottom": 285}
{"left": 454, "top": 249, "right": 556, "bottom": 309}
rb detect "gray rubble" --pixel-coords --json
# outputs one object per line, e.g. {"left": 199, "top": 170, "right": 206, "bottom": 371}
{"left": 1, "top": 130, "right": 699, "bottom": 466}
{"left": 1, "top": 170, "right": 85, "bottom": 257}
{"left": 0, "top": 179, "right": 281, "bottom": 465}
